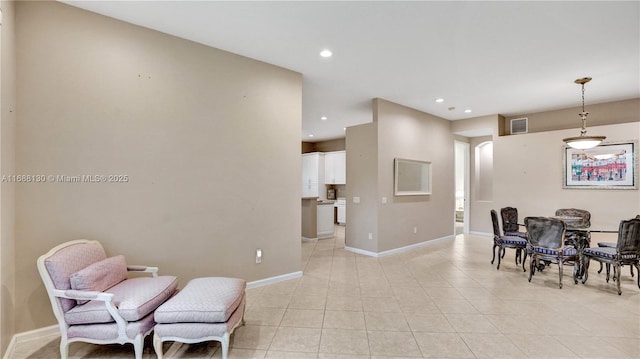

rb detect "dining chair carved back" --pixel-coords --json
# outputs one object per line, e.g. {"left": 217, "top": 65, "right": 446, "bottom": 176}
{"left": 491, "top": 209, "right": 527, "bottom": 271}
{"left": 500, "top": 207, "right": 527, "bottom": 239}
{"left": 581, "top": 216, "right": 640, "bottom": 295}
{"left": 555, "top": 208, "right": 591, "bottom": 253}
{"left": 525, "top": 216, "right": 577, "bottom": 288}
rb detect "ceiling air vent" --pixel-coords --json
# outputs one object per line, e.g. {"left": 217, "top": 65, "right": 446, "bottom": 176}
{"left": 510, "top": 117, "right": 528, "bottom": 135}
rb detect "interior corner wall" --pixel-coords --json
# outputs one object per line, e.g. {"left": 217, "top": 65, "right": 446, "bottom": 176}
{"left": 374, "top": 99, "right": 455, "bottom": 252}
{"left": 492, "top": 122, "right": 640, "bottom": 231}
{"left": 15, "top": 1, "right": 302, "bottom": 333}
{"left": 0, "top": 0, "right": 17, "bottom": 354}
{"left": 345, "top": 122, "right": 378, "bottom": 252}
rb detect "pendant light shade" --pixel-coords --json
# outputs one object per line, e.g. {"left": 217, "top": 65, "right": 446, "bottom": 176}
{"left": 562, "top": 77, "right": 605, "bottom": 150}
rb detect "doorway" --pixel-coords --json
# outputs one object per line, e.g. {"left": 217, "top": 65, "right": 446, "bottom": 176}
{"left": 454, "top": 141, "right": 470, "bottom": 235}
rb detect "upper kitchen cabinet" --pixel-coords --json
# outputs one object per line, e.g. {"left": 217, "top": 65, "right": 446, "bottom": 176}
{"left": 302, "top": 152, "right": 325, "bottom": 198}
{"left": 324, "top": 150, "right": 346, "bottom": 184}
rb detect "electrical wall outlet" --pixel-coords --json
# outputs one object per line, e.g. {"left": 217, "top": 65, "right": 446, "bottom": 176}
{"left": 413, "top": 226, "right": 418, "bottom": 234}
{"left": 255, "top": 248, "right": 262, "bottom": 264}
{"left": 368, "top": 233, "right": 373, "bottom": 240}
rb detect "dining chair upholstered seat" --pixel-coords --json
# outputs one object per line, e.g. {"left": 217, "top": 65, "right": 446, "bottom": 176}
{"left": 525, "top": 216, "right": 578, "bottom": 288}
{"left": 596, "top": 242, "right": 635, "bottom": 277}
{"left": 37, "top": 239, "right": 178, "bottom": 359}
{"left": 491, "top": 209, "right": 527, "bottom": 271}
{"left": 582, "top": 216, "right": 640, "bottom": 295}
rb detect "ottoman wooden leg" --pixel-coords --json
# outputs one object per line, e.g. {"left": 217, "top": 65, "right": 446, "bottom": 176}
{"left": 153, "top": 332, "right": 164, "bottom": 359}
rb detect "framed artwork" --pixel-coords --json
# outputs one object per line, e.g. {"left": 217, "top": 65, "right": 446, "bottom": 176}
{"left": 394, "top": 158, "right": 432, "bottom": 196}
{"left": 563, "top": 140, "right": 638, "bottom": 189}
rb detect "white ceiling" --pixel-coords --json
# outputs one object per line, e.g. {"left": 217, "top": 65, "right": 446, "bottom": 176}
{"left": 63, "top": 1, "right": 640, "bottom": 141}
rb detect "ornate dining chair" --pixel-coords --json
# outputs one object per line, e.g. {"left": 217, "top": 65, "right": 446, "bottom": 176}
{"left": 594, "top": 215, "right": 640, "bottom": 278}
{"left": 491, "top": 209, "right": 527, "bottom": 271}
{"left": 581, "top": 216, "right": 640, "bottom": 295}
{"left": 554, "top": 208, "right": 591, "bottom": 247}
{"left": 500, "top": 207, "right": 527, "bottom": 239}
{"left": 525, "top": 216, "right": 577, "bottom": 288}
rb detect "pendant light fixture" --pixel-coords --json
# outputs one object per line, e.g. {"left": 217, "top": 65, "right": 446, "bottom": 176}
{"left": 562, "top": 77, "right": 605, "bottom": 150}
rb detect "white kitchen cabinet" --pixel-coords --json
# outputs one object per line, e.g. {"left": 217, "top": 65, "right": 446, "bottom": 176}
{"left": 317, "top": 203, "right": 335, "bottom": 239}
{"left": 302, "top": 152, "right": 325, "bottom": 198}
{"left": 324, "top": 150, "right": 346, "bottom": 184}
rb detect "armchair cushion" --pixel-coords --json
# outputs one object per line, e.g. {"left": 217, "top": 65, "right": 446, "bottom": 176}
{"left": 64, "top": 275, "right": 178, "bottom": 325}
{"left": 70, "top": 255, "right": 128, "bottom": 304}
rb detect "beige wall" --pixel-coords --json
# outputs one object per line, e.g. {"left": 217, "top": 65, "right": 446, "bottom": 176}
{"left": 376, "top": 99, "right": 455, "bottom": 251}
{"left": 1, "top": 0, "right": 16, "bottom": 353}
{"left": 491, "top": 122, "right": 640, "bottom": 233}
{"left": 14, "top": 1, "right": 302, "bottom": 333}
{"left": 504, "top": 98, "right": 639, "bottom": 134}
{"left": 346, "top": 99, "right": 455, "bottom": 253}
{"left": 345, "top": 121, "right": 378, "bottom": 252}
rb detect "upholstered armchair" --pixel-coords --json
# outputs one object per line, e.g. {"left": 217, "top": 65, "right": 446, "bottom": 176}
{"left": 525, "top": 216, "right": 578, "bottom": 288}
{"left": 500, "top": 207, "right": 527, "bottom": 239}
{"left": 491, "top": 209, "right": 527, "bottom": 271}
{"left": 37, "top": 239, "right": 178, "bottom": 359}
{"left": 581, "top": 216, "right": 640, "bottom": 295}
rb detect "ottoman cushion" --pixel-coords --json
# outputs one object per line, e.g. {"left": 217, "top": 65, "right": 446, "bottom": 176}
{"left": 155, "top": 277, "right": 246, "bottom": 324}
{"left": 155, "top": 296, "right": 245, "bottom": 339}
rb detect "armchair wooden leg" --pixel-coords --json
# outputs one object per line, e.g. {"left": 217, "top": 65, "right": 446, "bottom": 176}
{"left": 616, "top": 263, "right": 622, "bottom": 295}
{"left": 581, "top": 258, "right": 590, "bottom": 284}
{"left": 528, "top": 258, "right": 535, "bottom": 282}
{"left": 59, "top": 339, "right": 69, "bottom": 359}
{"left": 558, "top": 262, "right": 563, "bottom": 289}
{"left": 491, "top": 244, "right": 497, "bottom": 264}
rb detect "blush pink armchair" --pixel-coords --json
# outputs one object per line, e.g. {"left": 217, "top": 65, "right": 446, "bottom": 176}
{"left": 37, "top": 239, "right": 178, "bottom": 359}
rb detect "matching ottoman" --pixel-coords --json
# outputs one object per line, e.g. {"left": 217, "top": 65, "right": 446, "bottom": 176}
{"left": 153, "top": 277, "right": 246, "bottom": 359}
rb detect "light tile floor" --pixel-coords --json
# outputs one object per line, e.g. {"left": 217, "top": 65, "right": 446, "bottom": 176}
{"left": 10, "top": 225, "right": 640, "bottom": 358}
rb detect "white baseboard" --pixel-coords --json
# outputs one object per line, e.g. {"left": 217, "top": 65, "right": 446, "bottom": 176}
{"left": 301, "top": 236, "right": 317, "bottom": 242}
{"left": 345, "top": 235, "right": 455, "bottom": 258}
{"left": 4, "top": 325, "right": 59, "bottom": 359}
{"left": 246, "top": 270, "right": 303, "bottom": 289}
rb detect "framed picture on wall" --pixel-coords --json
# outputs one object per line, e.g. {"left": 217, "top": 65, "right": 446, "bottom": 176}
{"left": 563, "top": 140, "right": 638, "bottom": 189}
{"left": 394, "top": 158, "right": 432, "bottom": 196}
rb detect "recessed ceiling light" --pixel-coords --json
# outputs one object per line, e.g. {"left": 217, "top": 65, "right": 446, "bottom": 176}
{"left": 435, "top": 98, "right": 444, "bottom": 103}
{"left": 308, "top": 134, "right": 314, "bottom": 138}
{"left": 464, "top": 109, "right": 472, "bottom": 113}
{"left": 320, "top": 49, "right": 333, "bottom": 58}
{"left": 343, "top": 127, "right": 346, "bottom": 131}
{"left": 321, "top": 116, "right": 328, "bottom": 121}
